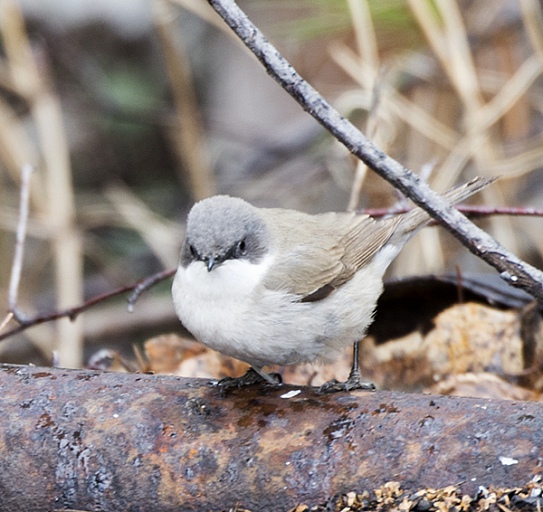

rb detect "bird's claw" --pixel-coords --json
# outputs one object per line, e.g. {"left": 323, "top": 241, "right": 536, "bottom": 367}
{"left": 317, "top": 371, "right": 375, "bottom": 394}
{"left": 215, "top": 367, "right": 282, "bottom": 394}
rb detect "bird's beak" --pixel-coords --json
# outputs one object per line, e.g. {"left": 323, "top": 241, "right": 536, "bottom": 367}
{"left": 206, "top": 256, "right": 216, "bottom": 272}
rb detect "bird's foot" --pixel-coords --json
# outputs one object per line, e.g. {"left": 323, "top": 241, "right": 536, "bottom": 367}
{"left": 317, "top": 370, "right": 375, "bottom": 394}
{"left": 216, "top": 367, "right": 282, "bottom": 394}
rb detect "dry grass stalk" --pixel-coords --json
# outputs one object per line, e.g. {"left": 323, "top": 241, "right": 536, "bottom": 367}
{"left": 0, "top": 0, "right": 84, "bottom": 367}
{"left": 520, "top": 0, "right": 543, "bottom": 63}
{"left": 345, "top": 0, "right": 376, "bottom": 211}
{"left": 154, "top": 0, "right": 216, "bottom": 200}
{"left": 334, "top": 0, "right": 543, "bottom": 276}
{"left": 0, "top": 98, "right": 43, "bottom": 210}
{"left": 331, "top": 45, "right": 458, "bottom": 151}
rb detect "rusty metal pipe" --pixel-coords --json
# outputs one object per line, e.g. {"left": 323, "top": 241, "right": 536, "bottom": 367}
{"left": 0, "top": 364, "right": 541, "bottom": 511}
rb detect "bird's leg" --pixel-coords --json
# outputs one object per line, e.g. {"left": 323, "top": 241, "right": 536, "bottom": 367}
{"left": 344, "top": 340, "right": 376, "bottom": 390}
{"left": 216, "top": 366, "right": 282, "bottom": 393}
{"left": 318, "top": 341, "right": 376, "bottom": 394}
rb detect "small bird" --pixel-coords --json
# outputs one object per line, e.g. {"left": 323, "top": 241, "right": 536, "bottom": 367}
{"left": 172, "top": 177, "right": 493, "bottom": 391}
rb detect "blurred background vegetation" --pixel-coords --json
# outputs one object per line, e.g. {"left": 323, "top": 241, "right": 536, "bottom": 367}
{"left": 0, "top": 0, "right": 541, "bottom": 369}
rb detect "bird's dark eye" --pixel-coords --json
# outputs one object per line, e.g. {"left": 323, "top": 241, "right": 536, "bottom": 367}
{"left": 189, "top": 244, "right": 197, "bottom": 258}
{"left": 236, "top": 239, "right": 247, "bottom": 257}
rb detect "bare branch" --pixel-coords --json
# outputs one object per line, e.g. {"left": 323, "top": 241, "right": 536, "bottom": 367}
{"left": 0, "top": 270, "right": 175, "bottom": 343}
{"left": 206, "top": 0, "right": 543, "bottom": 303}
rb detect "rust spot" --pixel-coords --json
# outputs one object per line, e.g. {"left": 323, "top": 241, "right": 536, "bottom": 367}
{"left": 237, "top": 415, "right": 253, "bottom": 428}
{"left": 36, "top": 413, "right": 55, "bottom": 429}
{"left": 372, "top": 403, "right": 400, "bottom": 415}
{"left": 186, "top": 448, "right": 199, "bottom": 460}
{"left": 290, "top": 396, "right": 336, "bottom": 413}
{"left": 32, "top": 372, "right": 56, "bottom": 380}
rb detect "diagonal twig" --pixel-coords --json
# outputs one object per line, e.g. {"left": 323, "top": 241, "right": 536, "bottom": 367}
{"left": 206, "top": 0, "right": 543, "bottom": 303}
{"left": 0, "top": 269, "right": 176, "bottom": 343}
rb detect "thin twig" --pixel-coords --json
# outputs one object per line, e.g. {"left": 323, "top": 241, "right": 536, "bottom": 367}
{"left": 127, "top": 268, "right": 176, "bottom": 312}
{"left": 8, "top": 164, "right": 33, "bottom": 314}
{"left": 154, "top": 0, "right": 216, "bottom": 200}
{"left": 206, "top": 0, "right": 543, "bottom": 303}
{"left": 361, "top": 204, "right": 543, "bottom": 219}
{"left": 0, "top": 269, "right": 176, "bottom": 343}
{"left": 2, "top": 0, "right": 85, "bottom": 367}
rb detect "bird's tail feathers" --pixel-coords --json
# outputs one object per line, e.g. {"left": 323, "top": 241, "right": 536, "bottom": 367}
{"left": 395, "top": 176, "right": 496, "bottom": 236}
